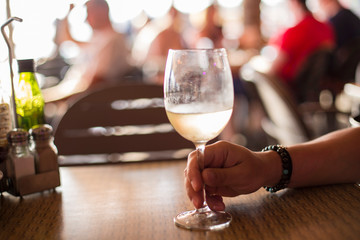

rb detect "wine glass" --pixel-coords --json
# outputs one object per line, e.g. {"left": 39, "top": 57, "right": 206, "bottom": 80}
{"left": 164, "top": 48, "right": 234, "bottom": 230}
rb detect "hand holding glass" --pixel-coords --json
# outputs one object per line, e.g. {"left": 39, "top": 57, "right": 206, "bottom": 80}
{"left": 164, "top": 48, "right": 234, "bottom": 230}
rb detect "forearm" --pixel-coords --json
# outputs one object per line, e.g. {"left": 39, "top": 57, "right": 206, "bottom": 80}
{"left": 287, "top": 127, "right": 360, "bottom": 188}
{"left": 42, "top": 66, "right": 89, "bottom": 102}
{"left": 188, "top": 128, "right": 359, "bottom": 207}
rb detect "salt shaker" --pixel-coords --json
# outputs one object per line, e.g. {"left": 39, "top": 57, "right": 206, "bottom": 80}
{"left": 6, "top": 129, "right": 35, "bottom": 180}
{"left": 29, "top": 124, "right": 58, "bottom": 173}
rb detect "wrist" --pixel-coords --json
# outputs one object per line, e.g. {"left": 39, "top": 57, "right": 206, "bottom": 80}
{"left": 258, "top": 150, "right": 283, "bottom": 187}
{"left": 261, "top": 145, "right": 293, "bottom": 192}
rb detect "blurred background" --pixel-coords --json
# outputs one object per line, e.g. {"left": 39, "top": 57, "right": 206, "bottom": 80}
{"left": 1, "top": 0, "right": 359, "bottom": 151}
{"left": 1, "top": 0, "right": 358, "bottom": 59}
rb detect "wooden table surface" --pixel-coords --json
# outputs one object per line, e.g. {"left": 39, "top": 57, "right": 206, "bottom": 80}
{"left": 1, "top": 160, "right": 360, "bottom": 240}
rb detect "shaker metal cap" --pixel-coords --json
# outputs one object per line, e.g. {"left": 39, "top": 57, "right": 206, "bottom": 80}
{"left": 7, "top": 128, "right": 29, "bottom": 144}
{"left": 30, "top": 124, "right": 53, "bottom": 140}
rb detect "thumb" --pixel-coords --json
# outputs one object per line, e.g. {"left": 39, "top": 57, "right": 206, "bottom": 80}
{"left": 202, "top": 167, "right": 237, "bottom": 187}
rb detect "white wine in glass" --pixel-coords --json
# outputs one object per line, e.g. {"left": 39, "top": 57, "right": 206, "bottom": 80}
{"left": 164, "top": 48, "right": 234, "bottom": 230}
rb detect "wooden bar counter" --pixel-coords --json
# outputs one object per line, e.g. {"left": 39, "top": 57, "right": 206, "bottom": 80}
{"left": 1, "top": 160, "right": 360, "bottom": 240}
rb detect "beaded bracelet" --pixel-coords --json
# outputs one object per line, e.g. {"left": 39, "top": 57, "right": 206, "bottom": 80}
{"left": 262, "top": 145, "right": 293, "bottom": 193}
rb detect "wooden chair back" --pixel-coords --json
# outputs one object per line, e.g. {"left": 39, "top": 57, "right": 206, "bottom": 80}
{"left": 53, "top": 83, "right": 194, "bottom": 165}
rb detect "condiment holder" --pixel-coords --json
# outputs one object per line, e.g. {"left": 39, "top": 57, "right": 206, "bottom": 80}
{"left": 1, "top": 17, "right": 61, "bottom": 196}
{"left": 5, "top": 126, "right": 60, "bottom": 196}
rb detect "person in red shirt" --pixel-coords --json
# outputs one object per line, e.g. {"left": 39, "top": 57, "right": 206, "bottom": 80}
{"left": 268, "top": 0, "right": 334, "bottom": 87}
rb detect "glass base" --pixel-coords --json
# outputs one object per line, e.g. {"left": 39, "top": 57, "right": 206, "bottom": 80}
{"left": 174, "top": 205, "right": 232, "bottom": 231}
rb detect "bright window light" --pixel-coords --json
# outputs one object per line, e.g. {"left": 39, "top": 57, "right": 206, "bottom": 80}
{"left": 217, "top": 0, "right": 242, "bottom": 8}
{"left": 173, "top": 0, "right": 213, "bottom": 14}
{"left": 143, "top": 0, "right": 172, "bottom": 18}
{"left": 67, "top": 3, "right": 92, "bottom": 42}
{"left": 261, "top": 0, "right": 284, "bottom": 7}
{"left": 108, "top": 0, "right": 143, "bottom": 23}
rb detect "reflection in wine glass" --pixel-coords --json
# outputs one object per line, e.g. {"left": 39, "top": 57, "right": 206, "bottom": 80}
{"left": 164, "top": 48, "right": 234, "bottom": 230}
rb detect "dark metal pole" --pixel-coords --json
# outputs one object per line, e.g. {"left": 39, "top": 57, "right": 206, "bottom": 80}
{"left": 1, "top": 17, "right": 23, "bottom": 128}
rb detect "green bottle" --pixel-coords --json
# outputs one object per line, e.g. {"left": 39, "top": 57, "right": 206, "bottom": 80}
{"left": 15, "top": 59, "right": 45, "bottom": 131}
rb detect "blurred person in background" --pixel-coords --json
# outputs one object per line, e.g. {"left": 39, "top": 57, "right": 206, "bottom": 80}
{"left": 42, "top": 0, "right": 137, "bottom": 104}
{"left": 266, "top": 0, "right": 334, "bottom": 90}
{"left": 232, "top": 0, "right": 335, "bottom": 147}
{"left": 133, "top": 7, "right": 187, "bottom": 85}
{"left": 317, "top": 0, "right": 360, "bottom": 50}
{"left": 190, "top": 4, "right": 224, "bottom": 49}
{"left": 316, "top": 0, "right": 360, "bottom": 92}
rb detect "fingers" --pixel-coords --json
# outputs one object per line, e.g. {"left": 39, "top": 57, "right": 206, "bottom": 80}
{"left": 202, "top": 167, "right": 239, "bottom": 187}
{"left": 184, "top": 167, "right": 203, "bottom": 209}
{"left": 206, "top": 194, "right": 225, "bottom": 211}
{"left": 186, "top": 150, "right": 203, "bottom": 192}
{"left": 184, "top": 140, "right": 265, "bottom": 210}
{"left": 202, "top": 164, "right": 262, "bottom": 196}
{"left": 205, "top": 185, "right": 237, "bottom": 197}
{"left": 203, "top": 141, "right": 227, "bottom": 168}
{"left": 185, "top": 150, "right": 205, "bottom": 209}
{"left": 185, "top": 144, "right": 235, "bottom": 209}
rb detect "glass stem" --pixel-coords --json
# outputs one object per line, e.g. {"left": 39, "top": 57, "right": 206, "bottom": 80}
{"left": 195, "top": 143, "right": 207, "bottom": 209}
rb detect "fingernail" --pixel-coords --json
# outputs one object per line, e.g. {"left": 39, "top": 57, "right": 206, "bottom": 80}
{"left": 213, "top": 202, "right": 225, "bottom": 211}
{"left": 190, "top": 180, "right": 198, "bottom": 191}
{"left": 191, "top": 195, "right": 200, "bottom": 209}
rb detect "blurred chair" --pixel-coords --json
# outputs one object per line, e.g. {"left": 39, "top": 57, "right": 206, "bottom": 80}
{"left": 295, "top": 40, "right": 360, "bottom": 133}
{"left": 293, "top": 48, "right": 333, "bottom": 103}
{"left": 241, "top": 64, "right": 313, "bottom": 145}
{"left": 293, "top": 48, "right": 345, "bottom": 134}
{"left": 332, "top": 37, "right": 360, "bottom": 83}
{"left": 322, "top": 38, "right": 360, "bottom": 97}
{"left": 53, "top": 83, "right": 194, "bottom": 165}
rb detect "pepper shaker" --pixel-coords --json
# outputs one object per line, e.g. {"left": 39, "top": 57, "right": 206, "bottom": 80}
{"left": 29, "top": 124, "right": 58, "bottom": 173}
